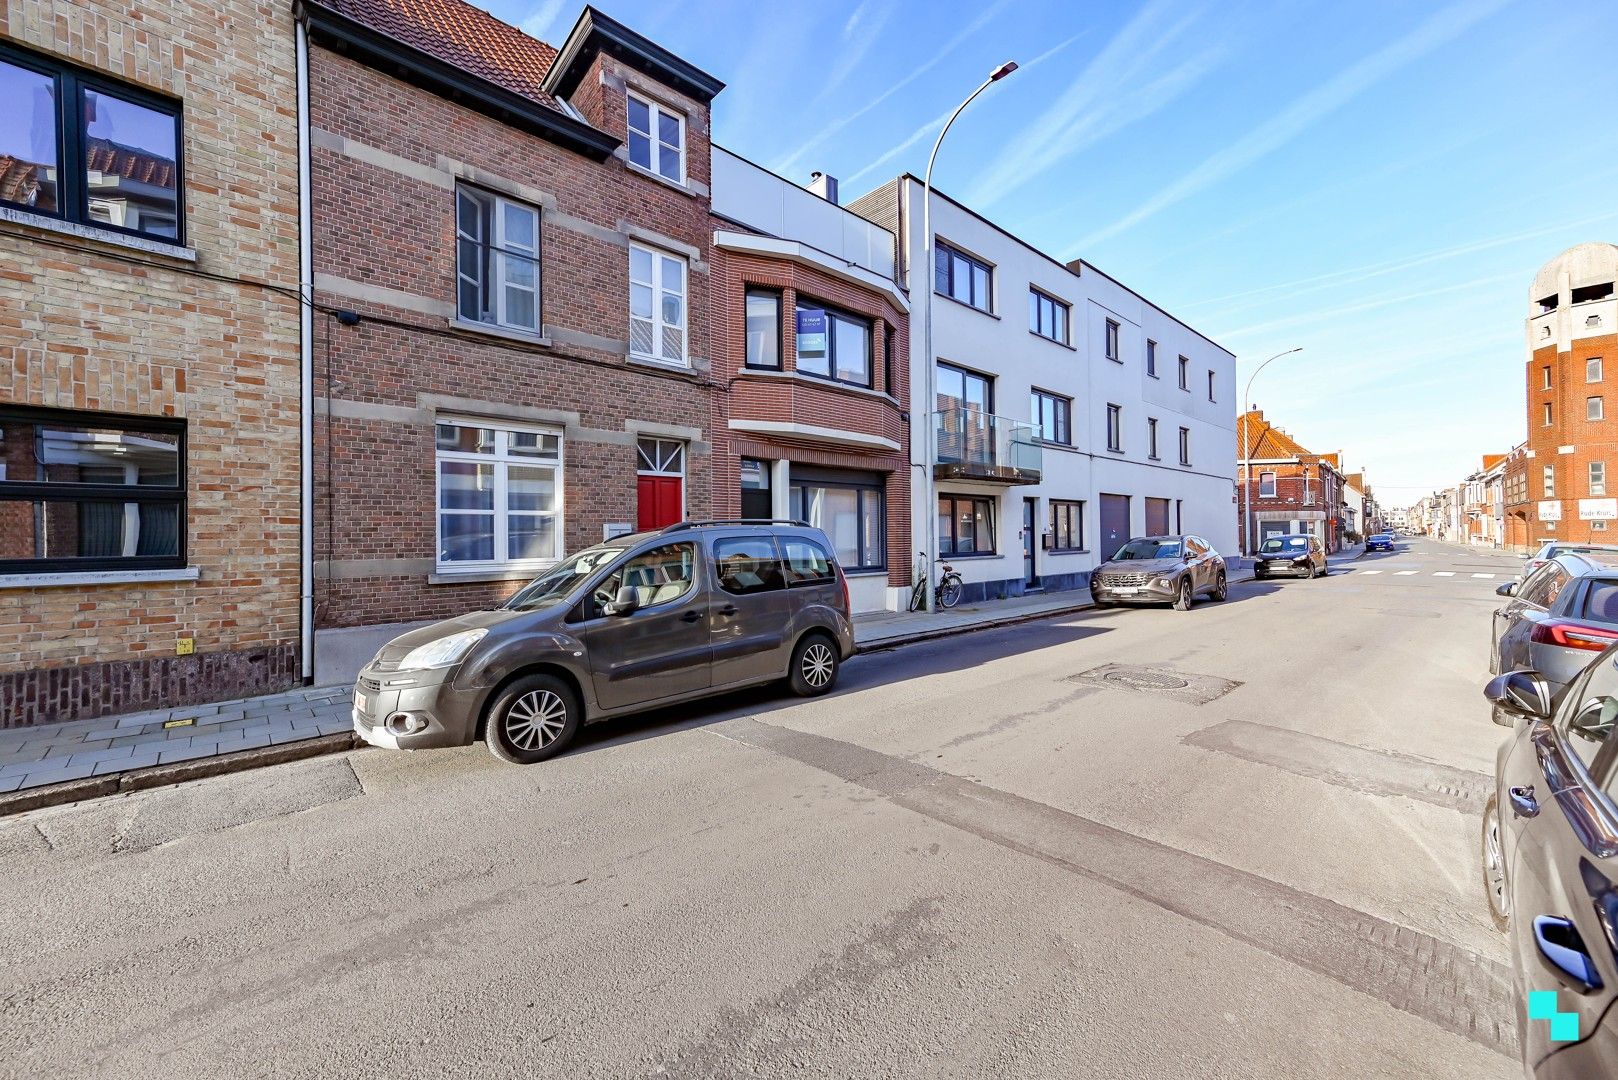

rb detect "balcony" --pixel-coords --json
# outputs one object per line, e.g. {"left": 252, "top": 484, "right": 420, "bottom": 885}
{"left": 933, "top": 408, "right": 1042, "bottom": 485}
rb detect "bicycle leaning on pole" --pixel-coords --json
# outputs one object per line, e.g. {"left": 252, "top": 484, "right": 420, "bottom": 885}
{"left": 907, "top": 550, "right": 964, "bottom": 612}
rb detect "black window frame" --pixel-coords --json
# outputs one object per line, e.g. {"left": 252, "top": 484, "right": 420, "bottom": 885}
{"left": 1178, "top": 355, "right": 1190, "bottom": 390}
{"left": 1105, "top": 319, "right": 1121, "bottom": 362}
{"left": 1179, "top": 426, "right": 1191, "bottom": 466}
{"left": 789, "top": 471, "right": 886, "bottom": 572}
{"left": 938, "top": 493, "right": 995, "bottom": 556}
{"left": 744, "top": 287, "right": 783, "bottom": 370}
{"left": 0, "top": 41, "right": 186, "bottom": 245}
{"left": 1146, "top": 339, "right": 1158, "bottom": 377}
{"left": 1029, "top": 288, "right": 1070, "bottom": 344}
{"left": 1147, "top": 417, "right": 1159, "bottom": 459}
{"left": 1030, "top": 388, "right": 1072, "bottom": 446}
{"left": 0, "top": 404, "right": 188, "bottom": 573}
{"left": 794, "top": 298, "right": 873, "bottom": 389}
{"left": 1207, "top": 369, "right": 1216, "bottom": 402}
{"left": 1106, "top": 403, "right": 1123, "bottom": 452}
{"left": 1050, "top": 500, "right": 1084, "bottom": 552}
{"left": 934, "top": 241, "right": 994, "bottom": 313}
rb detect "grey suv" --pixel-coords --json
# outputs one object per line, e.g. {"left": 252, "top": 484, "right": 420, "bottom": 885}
{"left": 352, "top": 521, "right": 854, "bottom": 764}
{"left": 1090, "top": 534, "right": 1227, "bottom": 611}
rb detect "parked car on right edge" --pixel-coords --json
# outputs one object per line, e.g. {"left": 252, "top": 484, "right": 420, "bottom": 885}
{"left": 1520, "top": 541, "right": 1618, "bottom": 583}
{"left": 1491, "top": 551, "right": 1618, "bottom": 698}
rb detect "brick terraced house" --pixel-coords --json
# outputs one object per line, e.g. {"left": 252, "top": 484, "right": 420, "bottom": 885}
{"left": 1236, "top": 409, "right": 1348, "bottom": 554}
{"left": 299, "top": 0, "right": 726, "bottom": 677}
{"left": 0, "top": 0, "right": 304, "bottom": 725}
{"left": 1524, "top": 243, "right": 1618, "bottom": 546}
{"left": 708, "top": 156, "right": 911, "bottom": 612}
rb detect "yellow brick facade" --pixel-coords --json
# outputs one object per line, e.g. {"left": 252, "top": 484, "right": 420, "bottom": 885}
{"left": 0, "top": 0, "right": 303, "bottom": 724}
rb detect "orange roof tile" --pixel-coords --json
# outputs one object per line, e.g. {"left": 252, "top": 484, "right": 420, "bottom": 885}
{"left": 331, "top": 0, "right": 562, "bottom": 110}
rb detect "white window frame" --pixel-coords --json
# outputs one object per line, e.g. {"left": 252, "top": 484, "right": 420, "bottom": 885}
{"left": 629, "top": 243, "right": 688, "bottom": 367}
{"left": 1593, "top": 462, "right": 1608, "bottom": 497}
{"left": 434, "top": 418, "right": 564, "bottom": 573}
{"left": 1544, "top": 464, "right": 1556, "bottom": 498}
{"left": 1591, "top": 396, "right": 1605, "bottom": 422}
{"left": 1258, "top": 471, "right": 1277, "bottom": 498}
{"left": 626, "top": 90, "right": 686, "bottom": 184}
{"left": 455, "top": 185, "right": 540, "bottom": 333}
{"left": 1544, "top": 402, "right": 1554, "bottom": 426}
{"left": 1589, "top": 357, "right": 1604, "bottom": 383}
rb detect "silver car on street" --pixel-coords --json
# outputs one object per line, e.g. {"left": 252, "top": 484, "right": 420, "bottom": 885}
{"left": 352, "top": 521, "right": 855, "bottom": 764}
{"left": 1491, "top": 550, "right": 1618, "bottom": 697}
{"left": 1090, "top": 534, "right": 1227, "bottom": 611}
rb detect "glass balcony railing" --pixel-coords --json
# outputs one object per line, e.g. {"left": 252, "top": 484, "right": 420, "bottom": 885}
{"left": 933, "top": 408, "right": 1042, "bottom": 485}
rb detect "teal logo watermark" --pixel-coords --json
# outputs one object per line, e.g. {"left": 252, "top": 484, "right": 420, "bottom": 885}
{"left": 1528, "top": 990, "right": 1580, "bottom": 1042}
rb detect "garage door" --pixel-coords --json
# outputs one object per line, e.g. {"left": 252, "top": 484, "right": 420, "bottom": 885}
{"left": 1100, "top": 494, "right": 1130, "bottom": 556}
{"left": 1145, "top": 497, "right": 1170, "bottom": 536}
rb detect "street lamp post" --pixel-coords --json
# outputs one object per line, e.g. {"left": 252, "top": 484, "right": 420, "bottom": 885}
{"left": 1239, "top": 347, "right": 1302, "bottom": 557}
{"left": 920, "top": 60, "right": 1017, "bottom": 612}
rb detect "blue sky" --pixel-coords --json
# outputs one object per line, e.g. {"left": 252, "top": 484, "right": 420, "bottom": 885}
{"left": 499, "top": 0, "right": 1618, "bottom": 507}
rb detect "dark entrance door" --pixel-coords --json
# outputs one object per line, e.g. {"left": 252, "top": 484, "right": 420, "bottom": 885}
{"left": 1100, "top": 494, "right": 1130, "bottom": 556}
{"left": 1022, "top": 498, "right": 1038, "bottom": 588}
{"left": 1145, "top": 497, "right": 1170, "bottom": 535}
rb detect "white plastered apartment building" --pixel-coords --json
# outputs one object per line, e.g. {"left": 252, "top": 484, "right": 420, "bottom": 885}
{"left": 847, "top": 176, "right": 1237, "bottom": 603}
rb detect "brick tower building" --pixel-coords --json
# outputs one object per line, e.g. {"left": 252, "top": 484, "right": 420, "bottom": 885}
{"left": 1525, "top": 243, "right": 1618, "bottom": 543}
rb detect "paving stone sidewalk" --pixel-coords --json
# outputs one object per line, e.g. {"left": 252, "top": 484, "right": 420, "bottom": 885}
{"left": 0, "top": 590, "right": 1098, "bottom": 797}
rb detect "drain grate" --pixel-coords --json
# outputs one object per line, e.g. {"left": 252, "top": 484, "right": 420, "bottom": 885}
{"left": 1069, "top": 664, "right": 1241, "bottom": 706}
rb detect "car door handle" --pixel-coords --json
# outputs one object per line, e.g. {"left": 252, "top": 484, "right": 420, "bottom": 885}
{"left": 717, "top": 604, "right": 738, "bottom": 616}
{"left": 680, "top": 610, "right": 704, "bottom": 623}
{"left": 1534, "top": 915, "right": 1606, "bottom": 992}
{"left": 1510, "top": 785, "right": 1540, "bottom": 818}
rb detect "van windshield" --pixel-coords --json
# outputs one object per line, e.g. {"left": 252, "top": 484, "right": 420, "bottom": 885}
{"left": 505, "top": 547, "right": 625, "bottom": 612}
{"left": 1260, "top": 537, "right": 1308, "bottom": 554}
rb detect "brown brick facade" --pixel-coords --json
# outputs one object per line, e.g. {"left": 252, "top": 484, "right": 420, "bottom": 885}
{"left": 306, "top": 31, "right": 720, "bottom": 634}
{"left": 0, "top": 0, "right": 302, "bottom": 727}
{"left": 709, "top": 247, "right": 912, "bottom": 591}
{"left": 1525, "top": 331, "right": 1618, "bottom": 544}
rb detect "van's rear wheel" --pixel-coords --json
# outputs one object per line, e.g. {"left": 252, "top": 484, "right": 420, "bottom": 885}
{"left": 789, "top": 634, "right": 840, "bottom": 697}
{"left": 486, "top": 674, "right": 580, "bottom": 765}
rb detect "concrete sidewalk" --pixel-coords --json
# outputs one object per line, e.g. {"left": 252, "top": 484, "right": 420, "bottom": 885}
{"left": 0, "top": 589, "right": 1096, "bottom": 809}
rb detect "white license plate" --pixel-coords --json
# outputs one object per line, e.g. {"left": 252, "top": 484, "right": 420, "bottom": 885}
{"left": 354, "top": 691, "right": 370, "bottom": 714}
{"left": 1112, "top": 587, "right": 1141, "bottom": 595}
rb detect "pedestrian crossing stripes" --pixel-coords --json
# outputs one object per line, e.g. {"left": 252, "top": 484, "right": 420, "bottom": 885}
{"left": 1434, "top": 572, "right": 1455, "bottom": 577}
{"left": 1343, "top": 569, "right": 1499, "bottom": 580}
{"left": 1396, "top": 570, "right": 1419, "bottom": 576}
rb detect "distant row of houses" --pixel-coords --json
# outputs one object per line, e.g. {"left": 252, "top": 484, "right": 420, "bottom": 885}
{"left": 1235, "top": 407, "right": 1382, "bottom": 554}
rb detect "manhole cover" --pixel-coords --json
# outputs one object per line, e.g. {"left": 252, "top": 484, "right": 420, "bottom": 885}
{"left": 1102, "top": 670, "right": 1189, "bottom": 691}
{"left": 1069, "top": 664, "right": 1241, "bottom": 706}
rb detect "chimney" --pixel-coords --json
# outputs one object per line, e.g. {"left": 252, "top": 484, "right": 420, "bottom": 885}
{"left": 809, "top": 172, "right": 839, "bottom": 205}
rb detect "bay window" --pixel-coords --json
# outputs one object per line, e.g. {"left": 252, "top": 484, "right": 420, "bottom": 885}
{"left": 795, "top": 301, "right": 871, "bottom": 387}
{"left": 435, "top": 419, "right": 562, "bottom": 571}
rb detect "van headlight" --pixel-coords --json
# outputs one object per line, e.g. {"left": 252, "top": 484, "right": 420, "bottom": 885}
{"left": 398, "top": 628, "right": 487, "bottom": 670}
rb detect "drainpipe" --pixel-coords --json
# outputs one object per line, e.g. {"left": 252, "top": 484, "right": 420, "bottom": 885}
{"left": 296, "top": 19, "right": 315, "bottom": 684}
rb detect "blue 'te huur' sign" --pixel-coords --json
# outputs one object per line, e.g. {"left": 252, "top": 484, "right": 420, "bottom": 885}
{"left": 796, "top": 307, "right": 827, "bottom": 357}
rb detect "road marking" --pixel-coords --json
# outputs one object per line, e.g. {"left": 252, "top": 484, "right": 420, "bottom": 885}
{"left": 1433, "top": 571, "right": 1455, "bottom": 577}
{"left": 1395, "top": 570, "right": 1419, "bottom": 576}
{"left": 1360, "top": 569, "right": 1382, "bottom": 575}
{"left": 1472, "top": 573, "right": 1495, "bottom": 579}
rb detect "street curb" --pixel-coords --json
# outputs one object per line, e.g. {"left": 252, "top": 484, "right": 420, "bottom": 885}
{"left": 0, "top": 732, "right": 361, "bottom": 819}
{"left": 855, "top": 599, "right": 1096, "bottom": 654}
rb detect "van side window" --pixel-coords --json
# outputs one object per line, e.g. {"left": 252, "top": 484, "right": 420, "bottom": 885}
{"left": 781, "top": 537, "right": 835, "bottom": 586}
{"left": 590, "top": 542, "right": 696, "bottom": 617}
{"left": 714, "top": 536, "right": 785, "bottom": 595}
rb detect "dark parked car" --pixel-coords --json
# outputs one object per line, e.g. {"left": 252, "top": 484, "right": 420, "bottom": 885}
{"left": 1090, "top": 534, "right": 1227, "bottom": 611}
{"left": 1252, "top": 534, "right": 1328, "bottom": 579}
{"left": 1491, "top": 551, "right": 1618, "bottom": 697}
{"left": 353, "top": 521, "right": 854, "bottom": 764}
{"left": 1366, "top": 533, "right": 1395, "bottom": 552}
{"left": 1484, "top": 648, "right": 1618, "bottom": 1077}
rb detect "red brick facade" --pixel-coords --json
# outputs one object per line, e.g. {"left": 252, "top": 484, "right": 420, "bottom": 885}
{"left": 1236, "top": 410, "right": 1347, "bottom": 554}
{"left": 708, "top": 247, "right": 912, "bottom": 592}
{"left": 1525, "top": 331, "right": 1618, "bottom": 544}
{"left": 305, "top": 12, "right": 722, "bottom": 636}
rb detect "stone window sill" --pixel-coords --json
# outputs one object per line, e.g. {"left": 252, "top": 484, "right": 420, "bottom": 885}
{"left": 448, "top": 317, "right": 552, "bottom": 348}
{"left": 626, "top": 160, "right": 699, "bottom": 198}
{"left": 0, "top": 206, "right": 197, "bottom": 262}
{"left": 429, "top": 567, "right": 550, "bottom": 585}
{"left": 0, "top": 566, "right": 201, "bottom": 590}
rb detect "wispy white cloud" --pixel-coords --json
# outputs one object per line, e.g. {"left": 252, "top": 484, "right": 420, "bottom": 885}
{"left": 843, "top": 30, "right": 1088, "bottom": 189}
{"left": 1076, "top": 0, "right": 1513, "bottom": 250}
{"left": 1214, "top": 270, "right": 1519, "bottom": 341}
{"left": 963, "top": 1, "right": 1225, "bottom": 209}
{"left": 811, "top": 0, "right": 900, "bottom": 108}
{"left": 770, "top": 0, "right": 1016, "bottom": 178}
{"left": 519, "top": 0, "right": 566, "bottom": 41}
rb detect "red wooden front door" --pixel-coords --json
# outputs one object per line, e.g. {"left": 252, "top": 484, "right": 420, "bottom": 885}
{"left": 637, "top": 474, "right": 683, "bottom": 530}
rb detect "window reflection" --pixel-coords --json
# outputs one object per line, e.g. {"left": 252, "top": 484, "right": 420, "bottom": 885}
{"left": 82, "top": 88, "right": 179, "bottom": 239}
{"left": 0, "top": 59, "right": 59, "bottom": 212}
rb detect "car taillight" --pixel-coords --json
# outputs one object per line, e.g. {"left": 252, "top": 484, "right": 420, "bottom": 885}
{"left": 1531, "top": 620, "right": 1618, "bottom": 651}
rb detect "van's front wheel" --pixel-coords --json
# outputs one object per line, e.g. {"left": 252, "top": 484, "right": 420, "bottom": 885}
{"left": 789, "top": 634, "right": 840, "bottom": 697}
{"left": 486, "top": 674, "right": 580, "bottom": 765}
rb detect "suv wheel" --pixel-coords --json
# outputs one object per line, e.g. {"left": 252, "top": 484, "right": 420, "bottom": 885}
{"left": 486, "top": 674, "right": 580, "bottom": 765}
{"left": 1173, "top": 577, "right": 1194, "bottom": 612}
{"left": 1482, "top": 794, "right": 1510, "bottom": 931}
{"left": 789, "top": 633, "right": 840, "bottom": 697}
{"left": 1212, "top": 572, "right": 1228, "bottom": 601}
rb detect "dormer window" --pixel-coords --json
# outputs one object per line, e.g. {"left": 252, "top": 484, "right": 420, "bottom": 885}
{"left": 627, "top": 91, "right": 684, "bottom": 184}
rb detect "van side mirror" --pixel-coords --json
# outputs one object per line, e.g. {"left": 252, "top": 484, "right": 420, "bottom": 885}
{"left": 604, "top": 586, "right": 640, "bottom": 616}
{"left": 1484, "top": 670, "right": 1552, "bottom": 721}
{"left": 1495, "top": 582, "right": 1517, "bottom": 598}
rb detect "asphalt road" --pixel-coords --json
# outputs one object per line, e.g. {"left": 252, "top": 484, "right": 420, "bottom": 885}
{"left": 0, "top": 536, "right": 1527, "bottom": 1079}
